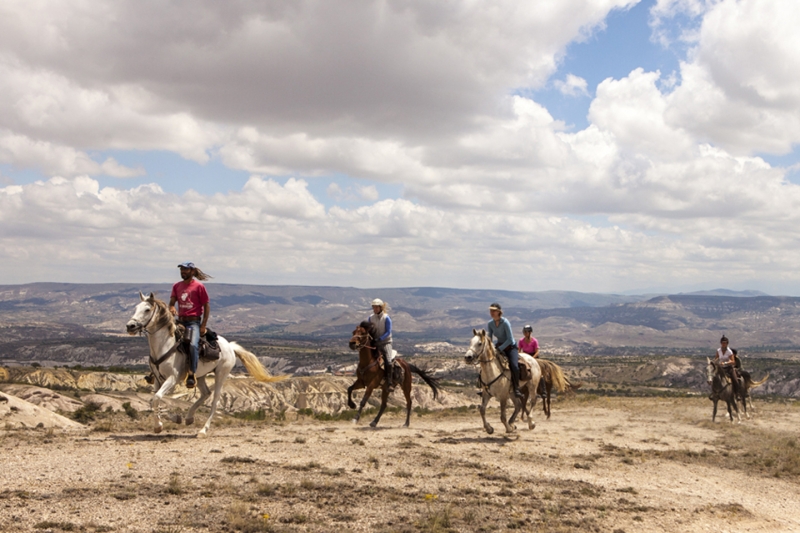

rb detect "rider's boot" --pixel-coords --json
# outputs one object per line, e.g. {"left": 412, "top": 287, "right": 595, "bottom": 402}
{"left": 186, "top": 373, "right": 196, "bottom": 389}
{"left": 384, "top": 356, "right": 394, "bottom": 388}
{"left": 510, "top": 366, "right": 524, "bottom": 399}
{"left": 145, "top": 373, "right": 154, "bottom": 384}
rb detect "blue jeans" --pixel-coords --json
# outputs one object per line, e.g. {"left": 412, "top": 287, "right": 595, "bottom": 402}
{"left": 501, "top": 345, "right": 520, "bottom": 372}
{"left": 181, "top": 319, "right": 200, "bottom": 373}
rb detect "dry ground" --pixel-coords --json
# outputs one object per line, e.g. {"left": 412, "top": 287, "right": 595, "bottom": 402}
{"left": 1, "top": 395, "right": 800, "bottom": 533}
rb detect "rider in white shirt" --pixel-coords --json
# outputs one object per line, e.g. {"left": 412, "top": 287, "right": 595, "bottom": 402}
{"left": 714, "top": 335, "right": 742, "bottom": 398}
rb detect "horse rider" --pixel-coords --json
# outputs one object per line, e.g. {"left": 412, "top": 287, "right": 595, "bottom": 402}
{"left": 714, "top": 335, "right": 742, "bottom": 399}
{"left": 488, "top": 303, "right": 524, "bottom": 399}
{"left": 518, "top": 325, "right": 539, "bottom": 358}
{"left": 169, "top": 262, "right": 211, "bottom": 389}
{"left": 368, "top": 299, "right": 395, "bottom": 387}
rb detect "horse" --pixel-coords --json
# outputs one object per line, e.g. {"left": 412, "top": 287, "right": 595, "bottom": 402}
{"left": 464, "top": 329, "right": 541, "bottom": 434}
{"left": 705, "top": 357, "right": 741, "bottom": 423}
{"left": 520, "top": 358, "right": 577, "bottom": 420}
{"left": 346, "top": 321, "right": 441, "bottom": 428}
{"left": 126, "top": 292, "right": 285, "bottom": 436}
{"left": 734, "top": 356, "right": 769, "bottom": 416}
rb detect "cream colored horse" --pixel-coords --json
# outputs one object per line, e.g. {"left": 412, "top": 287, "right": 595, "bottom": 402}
{"left": 464, "top": 329, "right": 541, "bottom": 434}
{"left": 126, "top": 292, "right": 285, "bottom": 436}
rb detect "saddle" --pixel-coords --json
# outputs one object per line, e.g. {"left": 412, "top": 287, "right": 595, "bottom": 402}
{"left": 175, "top": 324, "right": 221, "bottom": 362}
{"left": 518, "top": 358, "right": 532, "bottom": 382}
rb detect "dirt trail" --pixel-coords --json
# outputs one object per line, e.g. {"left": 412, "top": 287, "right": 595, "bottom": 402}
{"left": 1, "top": 396, "right": 799, "bottom": 532}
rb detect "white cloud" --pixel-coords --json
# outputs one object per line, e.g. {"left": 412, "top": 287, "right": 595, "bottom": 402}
{"left": 554, "top": 74, "right": 589, "bottom": 97}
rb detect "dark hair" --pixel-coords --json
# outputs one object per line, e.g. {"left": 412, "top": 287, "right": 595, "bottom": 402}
{"left": 731, "top": 349, "right": 738, "bottom": 356}
{"left": 720, "top": 335, "right": 729, "bottom": 343}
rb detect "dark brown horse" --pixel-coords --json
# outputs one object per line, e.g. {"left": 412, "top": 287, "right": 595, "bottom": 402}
{"left": 520, "top": 358, "right": 579, "bottom": 420}
{"left": 346, "top": 321, "right": 440, "bottom": 427}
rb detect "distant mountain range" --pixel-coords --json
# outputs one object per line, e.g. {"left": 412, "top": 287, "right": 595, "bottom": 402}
{"left": 0, "top": 283, "right": 799, "bottom": 366}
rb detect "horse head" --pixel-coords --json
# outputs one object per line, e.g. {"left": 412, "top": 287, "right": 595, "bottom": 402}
{"left": 126, "top": 291, "right": 161, "bottom": 335}
{"left": 464, "top": 328, "right": 489, "bottom": 364}
{"left": 705, "top": 357, "right": 715, "bottom": 384}
{"left": 349, "top": 321, "right": 375, "bottom": 351}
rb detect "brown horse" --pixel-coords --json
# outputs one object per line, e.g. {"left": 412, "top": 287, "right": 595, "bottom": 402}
{"left": 520, "top": 359, "right": 579, "bottom": 420}
{"left": 346, "top": 321, "right": 441, "bottom": 427}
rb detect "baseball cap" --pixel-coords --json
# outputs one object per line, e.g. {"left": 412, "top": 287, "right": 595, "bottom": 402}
{"left": 177, "top": 262, "right": 195, "bottom": 269}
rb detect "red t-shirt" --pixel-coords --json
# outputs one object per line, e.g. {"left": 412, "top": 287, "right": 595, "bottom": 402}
{"left": 171, "top": 280, "right": 209, "bottom": 318}
{"left": 518, "top": 336, "right": 539, "bottom": 355}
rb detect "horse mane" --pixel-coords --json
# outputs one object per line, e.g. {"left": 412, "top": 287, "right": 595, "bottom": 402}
{"left": 359, "top": 321, "right": 376, "bottom": 339}
{"left": 151, "top": 298, "right": 176, "bottom": 336}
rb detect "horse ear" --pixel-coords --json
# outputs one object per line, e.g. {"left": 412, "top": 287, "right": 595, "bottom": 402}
{"left": 147, "top": 292, "right": 155, "bottom": 303}
{"left": 472, "top": 328, "right": 478, "bottom": 336}
{"left": 139, "top": 291, "right": 145, "bottom": 302}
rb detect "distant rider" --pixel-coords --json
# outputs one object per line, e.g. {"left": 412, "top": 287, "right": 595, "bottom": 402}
{"left": 488, "top": 303, "right": 524, "bottom": 399}
{"left": 518, "top": 325, "right": 539, "bottom": 358}
{"left": 169, "top": 262, "right": 211, "bottom": 389}
{"left": 714, "top": 335, "right": 742, "bottom": 399}
{"left": 368, "top": 299, "right": 395, "bottom": 388}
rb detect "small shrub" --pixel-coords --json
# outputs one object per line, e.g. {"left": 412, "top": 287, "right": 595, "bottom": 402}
{"left": 71, "top": 402, "right": 102, "bottom": 424}
{"left": 166, "top": 472, "right": 183, "bottom": 495}
{"left": 122, "top": 402, "right": 138, "bottom": 419}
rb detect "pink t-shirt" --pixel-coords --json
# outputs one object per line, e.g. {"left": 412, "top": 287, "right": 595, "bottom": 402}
{"left": 518, "top": 336, "right": 539, "bottom": 355}
{"left": 171, "top": 280, "right": 209, "bottom": 318}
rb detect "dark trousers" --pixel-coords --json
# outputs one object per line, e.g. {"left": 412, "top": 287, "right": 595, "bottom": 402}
{"left": 501, "top": 345, "right": 520, "bottom": 372}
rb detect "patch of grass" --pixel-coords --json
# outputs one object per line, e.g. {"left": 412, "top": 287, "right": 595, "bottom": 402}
{"left": 34, "top": 522, "right": 76, "bottom": 531}
{"left": 166, "top": 472, "right": 184, "bottom": 495}
{"left": 417, "top": 505, "right": 452, "bottom": 532}
{"left": 279, "top": 513, "right": 308, "bottom": 524}
{"left": 395, "top": 469, "right": 412, "bottom": 479}
{"left": 299, "top": 478, "right": 316, "bottom": 490}
{"left": 221, "top": 456, "right": 257, "bottom": 464}
{"left": 225, "top": 502, "right": 275, "bottom": 533}
{"left": 294, "top": 436, "right": 306, "bottom": 444}
{"left": 256, "top": 483, "right": 276, "bottom": 496}
{"left": 350, "top": 438, "right": 365, "bottom": 446}
{"left": 232, "top": 409, "right": 268, "bottom": 421}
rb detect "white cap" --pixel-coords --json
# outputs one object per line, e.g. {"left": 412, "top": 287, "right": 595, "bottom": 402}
{"left": 371, "top": 298, "right": 384, "bottom": 307}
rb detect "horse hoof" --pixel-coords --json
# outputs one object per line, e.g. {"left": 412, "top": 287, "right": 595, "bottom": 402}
{"left": 369, "top": 422, "right": 378, "bottom": 428}
{"left": 351, "top": 418, "right": 358, "bottom": 425}
{"left": 171, "top": 414, "right": 182, "bottom": 424}
{"left": 347, "top": 402, "right": 356, "bottom": 409}
{"left": 185, "top": 417, "right": 195, "bottom": 426}
{"left": 486, "top": 427, "right": 494, "bottom": 435}
{"left": 154, "top": 425, "right": 163, "bottom": 434}
{"left": 197, "top": 430, "right": 208, "bottom": 438}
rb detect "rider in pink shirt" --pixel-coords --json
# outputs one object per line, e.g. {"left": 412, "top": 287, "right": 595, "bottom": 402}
{"left": 518, "top": 325, "right": 539, "bottom": 358}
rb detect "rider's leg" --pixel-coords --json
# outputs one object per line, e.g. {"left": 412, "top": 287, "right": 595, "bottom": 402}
{"left": 507, "top": 346, "right": 524, "bottom": 399}
{"left": 381, "top": 343, "right": 394, "bottom": 387}
{"left": 185, "top": 321, "right": 200, "bottom": 388}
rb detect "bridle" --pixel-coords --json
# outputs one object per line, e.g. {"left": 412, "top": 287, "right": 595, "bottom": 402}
{"left": 465, "top": 336, "right": 496, "bottom": 365}
{"left": 129, "top": 304, "right": 158, "bottom": 336}
{"left": 466, "top": 335, "right": 507, "bottom": 392}
{"left": 351, "top": 329, "right": 376, "bottom": 351}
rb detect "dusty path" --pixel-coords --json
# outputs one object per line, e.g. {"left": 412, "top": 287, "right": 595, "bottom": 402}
{"left": 1, "top": 396, "right": 799, "bottom": 532}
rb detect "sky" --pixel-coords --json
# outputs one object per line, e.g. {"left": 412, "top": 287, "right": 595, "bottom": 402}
{"left": 1, "top": 0, "right": 800, "bottom": 294}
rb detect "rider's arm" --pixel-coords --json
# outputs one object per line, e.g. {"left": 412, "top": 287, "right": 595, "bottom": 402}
{"left": 169, "top": 296, "right": 178, "bottom": 316}
{"left": 201, "top": 303, "right": 210, "bottom": 334}
{"left": 496, "top": 320, "right": 513, "bottom": 351}
{"left": 379, "top": 315, "right": 392, "bottom": 342}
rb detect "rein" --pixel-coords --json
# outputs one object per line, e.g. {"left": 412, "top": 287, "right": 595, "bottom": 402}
{"left": 353, "top": 331, "right": 380, "bottom": 377}
{"left": 468, "top": 338, "right": 508, "bottom": 393}
{"left": 139, "top": 305, "right": 181, "bottom": 382}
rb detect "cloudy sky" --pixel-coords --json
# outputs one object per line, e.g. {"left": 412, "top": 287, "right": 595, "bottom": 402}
{"left": 1, "top": 0, "right": 799, "bottom": 294}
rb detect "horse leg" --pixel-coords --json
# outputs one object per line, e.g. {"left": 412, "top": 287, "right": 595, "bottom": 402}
{"left": 198, "top": 368, "right": 228, "bottom": 437}
{"left": 151, "top": 375, "right": 177, "bottom": 434}
{"left": 731, "top": 397, "right": 741, "bottom": 424}
{"left": 347, "top": 380, "right": 364, "bottom": 410}
{"left": 370, "top": 385, "right": 391, "bottom": 428}
{"left": 500, "top": 397, "right": 516, "bottom": 433}
{"left": 508, "top": 388, "right": 522, "bottom": 430}
{"left": 479, "top": 392, "right": 493, "bottom": 435}
{"left": 185, "top": 376, "right": 211, "bottom": 426}
{"left": 544, "top": 383, "right": 551, "bottom": 420}
{"left": 712, "top": 399, "right": 718, "bottom": 422}
{"left": 402, "top": 369, "right": 412, "bottom": 428}
{"left": 354, "top": 384, "right": 375, "bottom": 424}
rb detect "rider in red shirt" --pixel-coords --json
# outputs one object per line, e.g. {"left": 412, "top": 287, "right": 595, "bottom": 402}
{"left": 169, "top": 262, "right": 211, "bottom": 389}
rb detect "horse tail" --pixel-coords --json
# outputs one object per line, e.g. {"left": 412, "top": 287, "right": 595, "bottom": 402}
{"left": 747, "top": 374, "right": 769, "bottom": 389}
{"left": 407, "top": 363, "right": 441, "bottom": 400}
{"left": 539, "top": 360, "right": 568, "bottom": 393}
{"left": 231, "top": 342, "right": 288, "bottom": 383}
{"left": 566, "top": 379, "right": 582, "bottom": 394}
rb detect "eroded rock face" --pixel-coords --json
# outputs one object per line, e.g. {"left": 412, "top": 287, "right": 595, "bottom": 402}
{"left": 0, "top": 392, "right": 83, "bottom": 429}
{"left": 0, "top": 384, "right": 83, "bottom": 413}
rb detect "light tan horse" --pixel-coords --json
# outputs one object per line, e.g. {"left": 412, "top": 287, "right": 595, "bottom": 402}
{"left": 520, "top": 358, "right": 577, "bottom": 420}
{"left": 464, "top": 329, "right": 541, "bottom": 434}
{"left": 127, "top": 292, "right": 285, "bottom": 436}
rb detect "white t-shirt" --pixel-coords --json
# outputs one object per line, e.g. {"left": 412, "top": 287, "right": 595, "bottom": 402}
{"left": 717, "top": 347, "right": 734, "bottom": 364}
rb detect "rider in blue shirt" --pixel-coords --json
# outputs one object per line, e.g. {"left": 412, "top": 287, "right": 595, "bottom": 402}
{"left": 488, "top": 302, "right": 523, "bottom": 399}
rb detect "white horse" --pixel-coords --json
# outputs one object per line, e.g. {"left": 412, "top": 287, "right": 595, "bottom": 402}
{"left": 126, "top": 292, "right": 285, "bottom": 436}
{"left": 464, "top": 329, "right": 541, "bottom": 434}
